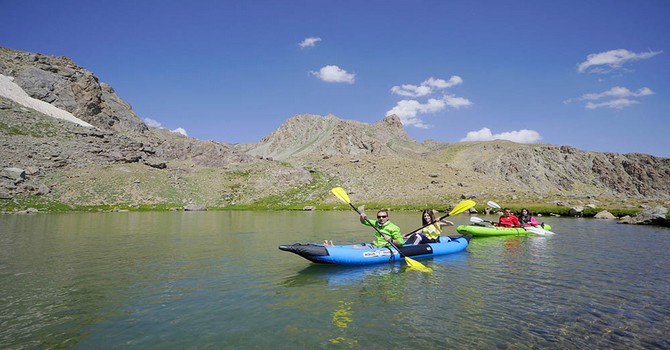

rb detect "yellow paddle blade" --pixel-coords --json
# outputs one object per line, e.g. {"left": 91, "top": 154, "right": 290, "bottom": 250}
{"left": 404, "top": 257, "right": 432, "bottom": 272}
{"left": 331, "top": 187, "right": 351, "bottom": 204}
{"left": 449, "top": 199, "right": 476, "bottom": 216}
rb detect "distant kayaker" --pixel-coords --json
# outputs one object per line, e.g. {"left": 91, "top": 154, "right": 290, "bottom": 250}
{"left": 358, "top": 209, "right": 404, "bottom": 247}
{"left": 404, "top": 209, "right": 454, "bottom": 244}
{"left": 497, "top": 208, "right": 521, "bottom": 227}
{"left": 517, "top": 208, "right": 539, "bottom": 227}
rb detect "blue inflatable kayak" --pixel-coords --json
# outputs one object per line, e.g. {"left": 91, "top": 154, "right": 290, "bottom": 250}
{"left": 279, "top": 235, "right": 472, "bottom": 265}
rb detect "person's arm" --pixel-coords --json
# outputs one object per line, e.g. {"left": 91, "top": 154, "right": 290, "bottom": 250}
{"left": 439, "top": 220, "right": 454, "bottom": 227}
{"left": 529, "top": 216, "right": 539, "bottom": 226}
{"left": 388, "top": 224, "right": 404, "bottom": 245}
{"left": 360, "top": 212, "right": 370, "bottom": 225}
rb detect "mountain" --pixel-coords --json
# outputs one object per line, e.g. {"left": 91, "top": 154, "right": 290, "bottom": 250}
{"left": 1, "top": 46, "right": 669, "bottom": 211}
{"left": 239, "top": 113, "right": 427, "bottom": 159}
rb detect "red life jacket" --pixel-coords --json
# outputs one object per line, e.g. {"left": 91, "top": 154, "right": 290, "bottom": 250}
{"left": 498, "top": 215, "right": 520, "bottom": 227}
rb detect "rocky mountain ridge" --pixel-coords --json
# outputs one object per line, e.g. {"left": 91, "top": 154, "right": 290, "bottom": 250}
{"left": 1, "top": 46, "right": 669, "bottom": 211}
{"left": 239, "top": 113, "right": 427, "bottom": 159}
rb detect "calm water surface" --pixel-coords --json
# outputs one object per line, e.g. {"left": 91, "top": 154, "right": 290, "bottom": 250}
{"left": 1, "top": 211, "right": 669, "bottom": 349}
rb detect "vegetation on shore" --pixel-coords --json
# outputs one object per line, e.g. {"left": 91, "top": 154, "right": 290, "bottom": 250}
{"left": 0, "top": 193, "right": 650, "bottom": 220}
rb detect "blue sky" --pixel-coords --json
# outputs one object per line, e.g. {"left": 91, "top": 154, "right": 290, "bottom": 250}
{"left": 2, "top": 0, "right": 669, "bottom": 157}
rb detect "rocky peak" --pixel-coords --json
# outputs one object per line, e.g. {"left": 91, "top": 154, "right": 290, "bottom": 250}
{"left": 243, "top": 113, "right": 427, "bottom": 160}
{"left": 0, "top": 46, "right": 147, "bottom": 133}
{"left": 381, "top": 114, "right": 403, "bottom": 129}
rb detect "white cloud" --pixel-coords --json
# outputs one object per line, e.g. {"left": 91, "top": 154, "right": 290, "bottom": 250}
{"left": 144, "top": 117, "right": 188, "bottom": 136}
{"left": 171, "top": 127, "right": 188, "bottom": 136}
{"left": 580, "top": 86, "right": 653, "bottom": 100}
{"left": 386, "top": 94, "right": 472, "bottom": 128}
{"left": 443, "top": 95, "right": 472, "bottom": 108}
{"left": 391, "top": 76, "right": 463, "bottom": 97}
{"left": 309, "top": 65, "right": 355, "bottom": 84}
{"left": 387, "top": 76, "right": 470, "bottom": 128}
{"left": 460, "top": 127, "right": 542, "bottom": 144}
{"left": 144, "top": 117, "right": 162, "bottom": 128}
{"left": 299, "top": 37, "right": 322, "bottom": 48}
{"left": 577, "top": 49, "right": 661, "bottom": 73}
{"left": 565, "top": 86, "right": 654, "bottom": 109}
{"left": 586, "top": 98, "right": 640, "bottom": 110}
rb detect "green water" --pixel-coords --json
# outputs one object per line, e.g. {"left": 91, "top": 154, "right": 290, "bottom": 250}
{"left": 1, "top": 211, "right": 668, "bottom": 349}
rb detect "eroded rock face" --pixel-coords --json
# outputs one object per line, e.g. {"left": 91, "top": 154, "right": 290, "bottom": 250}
{"left": 1, "top": 47, "right": 147, "bottom": 133}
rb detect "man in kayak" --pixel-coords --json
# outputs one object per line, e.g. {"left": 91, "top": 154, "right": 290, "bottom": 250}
{"left": 359, "top": 209, "right": 404, "bottom": 247}
{"left": 497, "top": 208, "right": 521, "bottom": 227}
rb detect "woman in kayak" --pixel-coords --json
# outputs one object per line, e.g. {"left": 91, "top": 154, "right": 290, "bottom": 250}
{"left": 517, "top": 208, "right": 540, "bottom": 227}
{"left": 404, "top": 209, "right": 454, "bottom": 244}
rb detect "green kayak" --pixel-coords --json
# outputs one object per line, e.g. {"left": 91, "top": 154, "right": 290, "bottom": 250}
{"left": 456, "top": 224, "right": 553, "bottom": 237}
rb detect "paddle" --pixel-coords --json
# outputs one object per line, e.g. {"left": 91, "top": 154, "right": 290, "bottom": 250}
{"left": 404, "top": 200, "right": 477, "bottom": 237}
{"left": 331, "top": 187, "right": 432, "bottom": 272}
{"left": 487, "top": 200, "right": 501, "bottom": 209}
{"left": 469, "top": 216, "right": 495, "bottom": 225}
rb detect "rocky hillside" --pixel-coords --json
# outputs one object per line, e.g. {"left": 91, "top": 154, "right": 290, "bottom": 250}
{"left": 1, "top": 46, "right": 669, "bottom": 211}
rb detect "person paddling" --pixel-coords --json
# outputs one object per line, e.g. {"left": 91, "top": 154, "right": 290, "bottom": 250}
{"left": 358, "top": 209, "right": 404, "bottom": 248}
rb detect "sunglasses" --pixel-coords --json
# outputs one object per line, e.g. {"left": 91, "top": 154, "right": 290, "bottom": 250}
{"left": 377, "top": 215, "right": 388, "bottom": 218}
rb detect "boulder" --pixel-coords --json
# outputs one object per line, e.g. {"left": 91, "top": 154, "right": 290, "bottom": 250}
{"left": 183, "top": 204, "right": 207, "bottom": 211}
{"left": 594, "top": 210, "right": 616, "bottom": 219}
{"left": 618, "top": 206, "right": 668, "bottom": 226}
{"left": 1, "top": 167, "right": 26, "bottom": 181}
{"left": 568, "top": 206, "right": 584, "bottom": 217}
{"left": 144, "top": 158, "right": 167, "bottom": 169}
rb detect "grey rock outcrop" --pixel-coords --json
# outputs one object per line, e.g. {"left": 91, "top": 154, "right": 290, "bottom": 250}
{"left": 618, "top": 206, "right": 668, "bottom": 226}
{"left": 1, "top": 167, "right": 26, "bottom": 181}
{"left": 466, "top": 143, "right": 670, "bottom": 199}
{"left": 1, "top": 47, "right": 148, "bottom": 133}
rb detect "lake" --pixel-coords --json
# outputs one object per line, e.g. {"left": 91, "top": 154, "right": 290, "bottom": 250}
{"left": 1, "top": 211, "right": 668, "bottom": 349}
